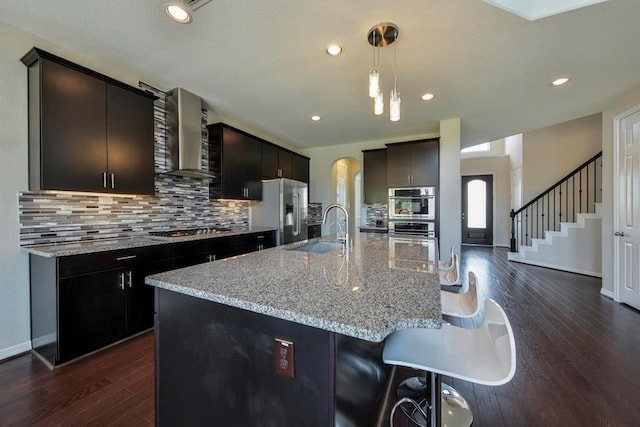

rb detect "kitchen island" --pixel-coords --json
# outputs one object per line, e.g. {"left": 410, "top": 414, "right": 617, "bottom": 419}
{"left": 146, "top": 233, "right": 441, "bottom": 427}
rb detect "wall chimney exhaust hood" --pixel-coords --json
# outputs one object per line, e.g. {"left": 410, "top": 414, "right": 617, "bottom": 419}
{"left": 166, "top": 87, "right": 215, "bottom": 179}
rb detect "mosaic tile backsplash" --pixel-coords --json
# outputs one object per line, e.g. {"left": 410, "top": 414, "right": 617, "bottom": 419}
{"left": 19, "top": 84, "right": 248, "bottom": 246}
{"left": 365, "top": 204, "right": 388, "bottom": 227}
{"left": 308, "top": 203, "right": 323, "bottom": 225}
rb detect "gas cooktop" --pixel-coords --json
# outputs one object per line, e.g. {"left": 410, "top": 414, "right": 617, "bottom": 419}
{"left": 149, "top": 227, "right": 233, "bottom": 238}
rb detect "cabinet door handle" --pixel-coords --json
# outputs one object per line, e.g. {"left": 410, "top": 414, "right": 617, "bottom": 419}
{"left": 119, "top": 273, "right": 125, "bottom": 290}
{"left": 102, "top": 172, "right": 107, "bottom": 188}
{"left": 116, "top": 255, "right": 137, "bottom": 261}
{"left": 111, "top": 173, "right": 115, "bottom": 189}
{"left": 127, "top": 271, "right": 133, "bottom": 288}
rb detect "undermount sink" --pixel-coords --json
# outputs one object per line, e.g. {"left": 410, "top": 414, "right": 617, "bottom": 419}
{"left": 288, "top": 241, "right": 344, "bottom": 254}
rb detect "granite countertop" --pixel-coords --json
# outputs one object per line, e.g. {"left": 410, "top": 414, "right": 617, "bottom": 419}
{"left": 146, "top": 233, "right": 442, "bottom": 342}
{"left": 21, "top": 226, "right": 277, "bottom": 257}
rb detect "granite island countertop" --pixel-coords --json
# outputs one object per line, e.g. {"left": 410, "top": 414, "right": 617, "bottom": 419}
{"left": 146, "top": 233, "right": 442, "bottom": 342}
{"left": 21, "top": 226, "right": 277, "bottom": 257}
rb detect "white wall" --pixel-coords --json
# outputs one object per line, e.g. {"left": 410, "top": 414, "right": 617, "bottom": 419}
{"left": 601, "top": 83, "right": 640, "bottom": 296}
{"left": 0, "top": 22, "right": 32, "bottom": 360}
{"left": 439, "top": 119, "right": 462, "bottom": 257}
{"left": 461, "top": 156, "right": 511, "bottom": 247}
{"left": 522, "top": 113, "right": 602, "bottom": 203}
{"left": 505, "top": 134, "right": 523, "bottom": 170}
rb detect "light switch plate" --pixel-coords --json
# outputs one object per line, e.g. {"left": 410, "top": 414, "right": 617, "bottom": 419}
{"left": 275, "top": 338, "right": 294, "bottom": 378}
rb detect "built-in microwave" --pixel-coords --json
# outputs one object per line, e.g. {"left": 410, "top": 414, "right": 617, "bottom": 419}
{"left": 388, "top": 187, "right": 436, "bottom": 221}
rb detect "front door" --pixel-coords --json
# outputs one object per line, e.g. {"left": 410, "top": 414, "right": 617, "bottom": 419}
{"left": 616, "top": 109, "right": 640, "bottom": 310}
{"left": 462, "top": 175, "right": 493, "bottom": 245}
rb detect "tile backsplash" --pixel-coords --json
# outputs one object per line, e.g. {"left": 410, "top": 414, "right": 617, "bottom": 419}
{"left": 19, "top": 84, "right": 248, "bottom": 246}
{"left": 365, "top": 204, "right": 388, "bottom": 227}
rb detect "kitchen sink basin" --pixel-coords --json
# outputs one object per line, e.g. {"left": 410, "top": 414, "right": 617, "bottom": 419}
{"left": 288, "top": 241, "right": 344, "bottom": 254}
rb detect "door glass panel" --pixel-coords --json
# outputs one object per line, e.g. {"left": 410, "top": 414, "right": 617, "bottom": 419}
{"left": 467, "top": 179, "right": 487, "bottom": 228}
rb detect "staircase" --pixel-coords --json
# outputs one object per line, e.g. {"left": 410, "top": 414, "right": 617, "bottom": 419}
{"left": 508, "top": 151, "right": 602, "bottom": 277}
{"left": 508, "top": 203, "right": 602, "bottom": 277}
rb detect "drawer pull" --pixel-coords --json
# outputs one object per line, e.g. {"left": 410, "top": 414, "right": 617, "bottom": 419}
{"left": 256, "top": 235, "right": 265, "bottom": 239}
{"left": 116, "top": 255, "right": 137, "bottom": 261}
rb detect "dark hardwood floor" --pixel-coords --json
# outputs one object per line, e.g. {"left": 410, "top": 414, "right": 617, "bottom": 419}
{"left": 0, "top": 332, "right": 154, "bottom": 426}
{"left": 1, "top": 246, "right": 639, "bottom": 426}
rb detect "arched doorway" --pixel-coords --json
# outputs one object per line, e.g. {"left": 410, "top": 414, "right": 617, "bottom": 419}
{"left": 329, "top": 158, "right": 361, "bottom": 236}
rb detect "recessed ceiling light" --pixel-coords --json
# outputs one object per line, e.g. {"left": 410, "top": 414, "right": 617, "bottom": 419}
{"left": 326, "top": 44, "right": 343, "bottom": 56}
{"left": 551, "top": 77, "right": 571, "bottom": 87}
{"left": 165, "top": 2, "right": 193, "bottom": 24}
{"left": 421, "top": 93, "right": 435, "bottom": 101}
{"left": 311, "top": 115, "right": 321, "bottom": 121}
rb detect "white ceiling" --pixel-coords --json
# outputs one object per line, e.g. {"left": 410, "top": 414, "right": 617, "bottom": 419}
{"left": 1, "top": 0, "right": 639, "bottom": 150}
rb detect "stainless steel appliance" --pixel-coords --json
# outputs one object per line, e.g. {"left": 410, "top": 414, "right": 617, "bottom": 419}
{"left": 166, "top": 87, "right": 215, "bottom": 179}
{"left": 149, "top": 227, "right": 232, "bottom": 238}
{"left": 252, "top": 178, "right": 308, "bottom": 245}
{"left": 388, "top": 187, "right": 436, "bottom": 220}
{"left": 388, "top": 220, "right": 435, "bottom": 237}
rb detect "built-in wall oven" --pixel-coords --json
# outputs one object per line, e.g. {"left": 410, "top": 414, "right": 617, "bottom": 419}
{"left": 388, "top": 220, "right": 436, "bottom": 237}
{"left": 388, "top": 187, "right": 436, "bottom": 220}
{"left": 388, "top": 187, "right": 436, "bottom": 237}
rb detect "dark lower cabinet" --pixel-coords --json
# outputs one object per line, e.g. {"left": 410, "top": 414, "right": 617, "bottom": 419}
{"left": 30, "top": 245, "right": 173, "bottom": 366}
{"left": 30, "top": 232, "right": 277, "bottom": 367}
{"left": 308, "top": 224, "right": 322, "bottom": 239}
{"left": 58, "top": 269, "right": 127, "bottom": 362}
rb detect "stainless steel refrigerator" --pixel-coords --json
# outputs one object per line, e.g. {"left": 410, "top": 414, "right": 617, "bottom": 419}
{"left": 251, "top": 178, "right": 308, "bottom": 246}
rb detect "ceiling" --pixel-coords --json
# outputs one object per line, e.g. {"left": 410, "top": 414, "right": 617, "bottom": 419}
{"left": 1, "top": 0, "right": 639, "bottom": 150}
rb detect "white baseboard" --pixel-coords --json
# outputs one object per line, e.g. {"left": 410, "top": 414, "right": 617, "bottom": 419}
{"left": 0, "top": 340, "right": 31, "bottom": 361}
{"left": 509, "top": 257, "right": 602, "bottom": 278}
{"left": 600, "top": 288, "right": 615, "bottom": 300}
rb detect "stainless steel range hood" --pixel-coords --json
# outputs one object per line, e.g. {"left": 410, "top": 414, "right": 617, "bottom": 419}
{"left": 166, "top": 87, "right": 215, "bottom": 179}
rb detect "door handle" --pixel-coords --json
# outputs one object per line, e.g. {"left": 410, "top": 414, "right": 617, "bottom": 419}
{"left": 118, "top": 273, "right": 125, "bottom": 290}
{"left": 127, "top": 271, "right": 133, "bottom": 288}
{"left": 102, "top": 172, "right": 107, "bottom": 188}
{"left": 614, "top": 231, "right": 625, "bottom": 237}
{"left": 110, "top": 173, "right": 115, "bottom": 189}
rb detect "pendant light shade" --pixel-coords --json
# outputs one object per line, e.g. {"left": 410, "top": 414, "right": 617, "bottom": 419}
{"left": 369, "top": 69, "right": 380, "bottom": 98}
{"left": 374, "top": 92, "right": 384, "bottom": 115}
{"left": 390, "top": 89, "right": 401, "bottom": 121}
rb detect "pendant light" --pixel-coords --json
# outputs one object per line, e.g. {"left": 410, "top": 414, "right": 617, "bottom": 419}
{"left": 367, "top": 23, "right": 399, "bottom": 121}
{"left": 368, "top": 35, "right": 380, "bottom": 98}
{"left": 389, "top": 31, "right": 401, "bottom": 122}
{"left": 374, "top": 91, "right": 384, "bottom": 115}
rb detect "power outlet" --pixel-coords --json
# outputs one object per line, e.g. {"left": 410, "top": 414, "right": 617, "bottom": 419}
{"left": 275, "top": 338, "right": 294, "bottom": 378}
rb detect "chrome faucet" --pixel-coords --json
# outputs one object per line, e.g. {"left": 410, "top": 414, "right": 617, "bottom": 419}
{"left": 322, "top": 203, "right": 349, "bottom": 252}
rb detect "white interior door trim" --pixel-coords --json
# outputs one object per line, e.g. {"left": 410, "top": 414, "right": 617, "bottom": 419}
{"left": 613, "top": 104, "right": 640, "bottom": 303}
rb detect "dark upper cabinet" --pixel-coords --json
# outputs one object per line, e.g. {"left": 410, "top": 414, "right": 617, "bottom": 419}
{"left": 210, "top": 125, "right": 263, "bottom": 200}
{"left": 363, "top": 149, "right": 388, "bottom": 204}
{"left": 262, "top": 143, "right": 308, "bottom": 182}
{"left": 22, "top": 48, "right": 156, "bottom": 195}
{"left": 278, "top": 149, "right": 293, "bottom": 178}
{"left": 386, "top": 139, "right": 439, "bottom": 187}
{"left": 292, "top": 153, "right": 310, "bottom": 183}
{"left": 106, "top": 84, "right": 155, "bottom": 195}
{"left": 38, "top": 59, "right": 108, "bottom": 192}
{"left": 261, "top": 143, "right": 279, "bottom": 179}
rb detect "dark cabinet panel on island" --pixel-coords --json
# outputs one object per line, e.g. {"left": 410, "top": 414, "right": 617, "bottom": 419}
{"left": 22, "top": 48, "right": 156, "bottom": 195}
{"left": 363, "top": 149, "right": 388, "bottom": 204}
{"left": 386, "top": 139, "right": 439, "bottom": 187}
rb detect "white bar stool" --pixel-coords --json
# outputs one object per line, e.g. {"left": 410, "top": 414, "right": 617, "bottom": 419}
{"left": 438, "top": 246, "right": 455, "bottom": 270}
{"left": 439, "top": 253, "right": 461, "bottom": 286}
{"left": 383, "top": 299, "right": 516, "bottom": 426}
{"left": 441, "top": 271, "right": 480, "bottom": 318}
